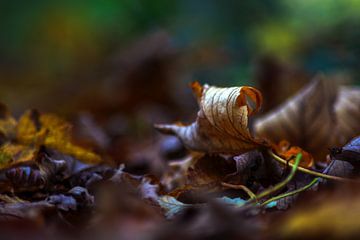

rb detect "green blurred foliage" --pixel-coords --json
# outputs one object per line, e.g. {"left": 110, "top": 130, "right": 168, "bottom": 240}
{"left": 0, "top": 0, "right": 359, "bottom": 113}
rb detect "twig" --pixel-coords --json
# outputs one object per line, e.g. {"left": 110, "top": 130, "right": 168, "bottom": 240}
{"left": 268, "top": 149, "right": 353, "bottom": 182}
{"left": 221, "top": 182, "right": 257, "bottom": 200}
{"left": 261, "top": 177, "right": 319, "bottom": 207}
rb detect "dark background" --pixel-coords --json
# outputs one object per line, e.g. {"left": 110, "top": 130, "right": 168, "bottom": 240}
{"left": 0, "top": 0, "right": 359, "bottom": 121}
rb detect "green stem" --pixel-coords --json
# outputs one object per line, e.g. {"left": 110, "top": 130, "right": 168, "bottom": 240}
{"left": 268, "top": 149, "right": 353, "bottom": 182}
{"left": 261, "top": 177, "right": 319, "bottom": 207}
{"left": 253, "top": 153, "right": 302, "bottom": 202}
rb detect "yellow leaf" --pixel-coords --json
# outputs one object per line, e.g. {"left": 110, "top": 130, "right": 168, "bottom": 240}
{"left": 0, "top": 143, "right": 37, "bottom": 170}
{"left": 0, "top": 103, "right": 17, "bottom": 139}
{"left": 16, "top": 110, "right": 102, "bottom": 164}
{"left": 278, "top": 191, "right": 360, "bottom": 238}
{"left": 155, "top": 82, "right": 265, "bottom": 154}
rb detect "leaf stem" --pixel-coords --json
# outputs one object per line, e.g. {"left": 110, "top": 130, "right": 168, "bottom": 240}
{"left": 261, "top": 177, "right": 319, "bottom": 207}
{"left": 268, "top": 149, "right": 353, "bottom": 182}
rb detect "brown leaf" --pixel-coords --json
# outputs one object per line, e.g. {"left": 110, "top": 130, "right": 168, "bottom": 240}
{"left": 335, "top": 86, "right": 360, "bottom": 146}
{"left": 254, "top": 76, "right": 338, "bottom": 161}
{"left": 155, "top": 82, "right": 265, "bottom": 154}
{"left": 273, "top": 140, "right": 314, "bottom": 168}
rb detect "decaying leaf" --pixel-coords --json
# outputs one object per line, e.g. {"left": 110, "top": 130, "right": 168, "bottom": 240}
{"left": 255, "top": 76, "right": 338, "bottom": 161}
{"left": 0, "top": 143, "right": 37, "bottom": 170}
{"left": 16, "top": 110, "right": 102, "bottom": 164}
{"left": 155, "top": 82, "right": 265, "bottom": 154}
{"left": 273, "top": 140, "right": 314, "bottom": 168}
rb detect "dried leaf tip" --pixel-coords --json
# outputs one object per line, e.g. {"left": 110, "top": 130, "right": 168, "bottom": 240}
{"left": 155, "top": 82, "right": 265, "bottom": 154}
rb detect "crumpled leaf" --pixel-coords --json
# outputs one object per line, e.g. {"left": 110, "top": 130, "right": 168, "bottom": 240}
{"left": 155, "top": 82, "right": 265, "bottom": 154}
{"left": 16, "top": 109, "right": 102, "bottom": 164}
{"left": 255, "top": 76, "right": 360, "bottom": 161}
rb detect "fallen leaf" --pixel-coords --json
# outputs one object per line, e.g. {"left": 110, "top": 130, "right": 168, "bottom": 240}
{"left": 335, "top": 87, "right": 360, "bottom": 145}
{"left": 155, "top": 82, "right": 265, "bottom": 154}
{"left": 324, "top": 136, "right": 360, "bottom": 179}
{"left": 158, "top": 195, "right": 191, "bottom": 218}
{"left": 16, "top": 110, "right": 102, "bottom": 164}
{"left": 273, "top": 140, "right": 314, "bottom": 168}
{"left": 186, "top": 154, "right": 235, "bottom": 189}
{"left": 0, "top": 103, "right": 17, "bottom": 140}
{"left": 255, "top": 76, "right": 338, "bottom": 161}
{"left": 0, "top": 143, "right": 37, "bottom": 170}
{"left": 276, "top": 185, "right": 360, "bottom": 238}
{"left": 330, "top": 136, "right": 360, "bottom": 167}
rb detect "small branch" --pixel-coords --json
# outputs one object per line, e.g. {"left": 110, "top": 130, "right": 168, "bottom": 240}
{"left": 268, "top": 149, "right": 353, "bottom": 182}
{"left": 261, "top": 177, "right": 319, "bottom": 207}
{"left": 221, "top": 182, "right": 257, "bottom": 200}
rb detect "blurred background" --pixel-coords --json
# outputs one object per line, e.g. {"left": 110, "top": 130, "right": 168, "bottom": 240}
{"left": 0, "top": 0, "right": 359, "bottom": 137}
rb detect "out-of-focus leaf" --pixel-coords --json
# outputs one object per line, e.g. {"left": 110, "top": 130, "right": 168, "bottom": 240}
{"left": 273, "top": 140, "right": 314, "bottom": 168}
{"left": 16, "top": 110, "right": 102, "bottom": 164}
{"left": 335, "top": 87, "right": 360, "bottom": 145}
{"left": 325, "top": 136, "right": 360, "bottom": 178}
{"left": 5, "top": 166, "right": 45, "bottom": 189}
{"left": 46, "top": 194, "right": 77, "bottom": 211}
{"left": 0, "top": 143, "right": 37, "bottom": 170}
{"left": 323, "top": 159, "right": 354, "bottom": 178}
{"left": 226, "top": 150, "right": 283, "bottom": 188}
{"left": 0, "top": 103, "right": 17, "bottom": 140}
{"left": 331, "top": 136, "right": 360, "bottom": 164}
{"left": 155, "top": 82, "right": 265, "bottom": 154}
{"left": 255, "top": 76, "right": 338, "bottom": 161}
{"left": 186, "top": 154, "right": 235, "bottom": 189}
{"left": 158, "top": 195, "right": 191, "bottom": 218}
{"left": 277, "top": 188, "right": 360, "bottom": 238}
{"left": 0, "top": 200, "right": 54, "bottom": 220}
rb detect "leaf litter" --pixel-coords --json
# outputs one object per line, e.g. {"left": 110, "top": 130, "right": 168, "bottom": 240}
{"left": 0, "top": 77, "right": 359, "bottom": 239}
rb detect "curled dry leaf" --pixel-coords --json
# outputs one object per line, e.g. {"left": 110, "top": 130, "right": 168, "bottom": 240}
{"left": 255, "top": 76, "right": 338, "bottom": 161}
{"left": 155, "top": 82, "right": 265, "bottom": 154}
